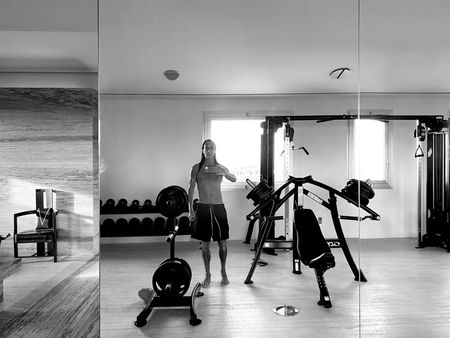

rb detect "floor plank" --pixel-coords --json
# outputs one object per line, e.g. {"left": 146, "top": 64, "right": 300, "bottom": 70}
{"left": 0, "top": 257, "right": 99, "bottom": 338}
{"left": 100, "top": 238, "right": 450, "bottom": 337}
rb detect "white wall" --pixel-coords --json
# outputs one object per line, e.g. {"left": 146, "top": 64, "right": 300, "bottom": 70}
{"left": 100, "top": 93, "right": 450, "bottom": 241}
{"left": 0, "top": 72, "right": 97, "bottom": 89}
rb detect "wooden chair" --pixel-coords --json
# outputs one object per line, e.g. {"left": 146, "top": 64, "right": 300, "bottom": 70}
{"left": 13, "top": 189, "right": 58, "bottom": 263}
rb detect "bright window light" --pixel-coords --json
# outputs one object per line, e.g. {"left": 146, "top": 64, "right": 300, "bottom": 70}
{"left": 211, "top": 119, "right": 262, "bottom": 182}
{"left": 353, "top": 119, "right": 387, "bottom": 181}
{"left": 210, "top": 119, "right": 284, "bottom": 183}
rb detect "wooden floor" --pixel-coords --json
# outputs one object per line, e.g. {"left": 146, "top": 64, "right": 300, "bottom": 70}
{"left": 100, "top": 238, "right": 450, "bottom": 338}
{"left": 0, "top": 256, "right": 99, "bottom": 338}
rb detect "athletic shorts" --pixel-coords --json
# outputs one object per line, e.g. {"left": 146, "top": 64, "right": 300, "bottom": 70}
{"left": 191, "top": 203, "right": 230, "bottom": 242}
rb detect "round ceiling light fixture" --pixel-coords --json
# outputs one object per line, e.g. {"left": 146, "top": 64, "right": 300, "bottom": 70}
{"left": 329, "top": 67, "right": 350, "bottom": 79}
{"left": 164, "top": 69, "right": 180, "bottom": 81}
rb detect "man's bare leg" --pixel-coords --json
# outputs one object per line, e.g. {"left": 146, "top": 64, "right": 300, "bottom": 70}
{"left": 201, "top": 241, "right": 211, "bottom": 287}
{"left": 218, "top": 240, "right": 229, "bottom": 285}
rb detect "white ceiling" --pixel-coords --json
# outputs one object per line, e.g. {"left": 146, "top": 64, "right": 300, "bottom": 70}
{"left": 1, "top": 0, "right": 450, "bottom": 95}
{"left": 0, "top": 0, "right": 97, "bottom": 73}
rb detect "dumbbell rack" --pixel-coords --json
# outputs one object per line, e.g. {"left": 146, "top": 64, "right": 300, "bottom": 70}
{"left": 100, "top": 208, "right": 190, "bottom": 240}
{"left": 100, "top": 206, "right": 188, "bottom": 242}
{"left": 101, "top": 186, "right": 192, "bottom": 242}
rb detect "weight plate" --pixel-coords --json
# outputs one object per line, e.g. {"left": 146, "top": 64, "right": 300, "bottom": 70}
{"left": 156, "top": 186, "right": 188, "bottom": 218}
{"left": 152, "top": 260, "right": 191, "bottom": 297}
{"left": 158, "top": 258, "right": 192, "bottom": 280}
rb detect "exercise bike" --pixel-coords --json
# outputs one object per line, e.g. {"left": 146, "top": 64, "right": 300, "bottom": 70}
{"left": 134, "top": 186, "right": 203, "bottom": 328}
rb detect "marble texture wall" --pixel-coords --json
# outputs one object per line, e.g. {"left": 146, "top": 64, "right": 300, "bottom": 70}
{"left": 0, "top": 88, "right": 98, "bottom": 259}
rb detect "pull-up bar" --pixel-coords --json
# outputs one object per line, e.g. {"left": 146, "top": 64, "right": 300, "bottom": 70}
{"left": 264, "top": 114, "right": 446, "bottom": 124}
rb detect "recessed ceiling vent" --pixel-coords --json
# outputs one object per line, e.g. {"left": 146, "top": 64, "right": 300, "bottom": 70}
{"left": 164, "top": 69, "right": 180, "bottom": 81}
{"left": 329, "top": 67, "right": 350, "bottom": 79}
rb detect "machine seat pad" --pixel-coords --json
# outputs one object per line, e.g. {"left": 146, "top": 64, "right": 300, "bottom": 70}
{"left": 308, "top": 252, "right": 335, "bottom": 270}
{"left": 294, "top": 208, "right": 333, "bottom": 265}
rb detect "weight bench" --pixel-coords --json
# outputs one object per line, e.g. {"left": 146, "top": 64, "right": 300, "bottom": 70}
{"left": 294, "top": 208, "right": 335, "bottom": 308}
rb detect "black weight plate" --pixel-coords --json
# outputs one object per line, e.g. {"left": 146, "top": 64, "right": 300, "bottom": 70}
{"left": 156, "top": 186, "right": 188, "bottom": 218}
{"left": 152, "top": 260, "right": 191, "bottom": 297}
{"left": 174, "top": 258, "right": 192, "bottom": 280}
{"left": 158, "top": 258, "right": 192, "bottom": 279}
{"left": 343, "top": 179, "right": 375, "bottom": 201}
{"left": 246, "top": 180, "right": 273, "bottom": 205}
{"left": 359, "top": 181, "right": 375, "bottom": 199}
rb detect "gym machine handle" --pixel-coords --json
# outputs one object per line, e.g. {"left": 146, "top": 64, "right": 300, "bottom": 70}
{"left": 249, "top": 215, "right": 284, "bottom": 221}
{"left": 340, "top": 215, "right": 372, "bottom": 221}
{"left": 166, "top": 225, "right": 179, "bottom": 243}
{"left": 246, "top": 179, "right": 257, "bottom": 189}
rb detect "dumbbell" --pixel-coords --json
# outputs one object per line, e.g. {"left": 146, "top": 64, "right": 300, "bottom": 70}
{"left": 142, "top": 199, "right": 153, "bottom": 211}
{"left": 178, "top": 216, "right": 191, "bottom": 235}
{"left": 101, "top": 218, "right": 115, "bottom": 237}
{"left": 115, "top": 218, "right": 128, "bottom": 236}
{"left": 193, "top": 198, "right": 199, "bottom": 212}
{"left": 101, "top": 199, "right": 115, "bottom": 213}
{"left": 129, "top": 199, "right": 141, "bottom": 211}
{"left": 153, "top": 217, "right": 166, "bottom": 235}
{"left": 141, "top": 217, "right": 154, "bottom": 236}
{"left": 116, "top": 198, "right": 129, "bottom": 212}
{"left": 129, "top": 218, "right": 141, "bottom": 236}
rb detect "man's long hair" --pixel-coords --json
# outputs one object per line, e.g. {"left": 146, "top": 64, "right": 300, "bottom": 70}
{"left": 198, "top": 139, "right": 220, "bottom": 171}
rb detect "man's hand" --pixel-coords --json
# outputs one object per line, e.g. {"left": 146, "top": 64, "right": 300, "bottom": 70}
{"left": 216, "top": 165, "right": 229, "bottom": 176}
{"left": 189, "top": 210, "right": 196, "bottom": 222}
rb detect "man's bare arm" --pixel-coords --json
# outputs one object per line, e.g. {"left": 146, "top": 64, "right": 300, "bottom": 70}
{"left": 218, "top": 165, "right": 236, "bottom": 182}
{"left": 188, "top": 165, "right": 198, "bottom": 220}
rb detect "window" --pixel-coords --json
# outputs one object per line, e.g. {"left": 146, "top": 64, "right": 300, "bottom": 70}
{"left": 349, "top": 119, "right": 391, "bottom": 188}
{"left": 205, "top": 113, "right": 285, "bottom": 186}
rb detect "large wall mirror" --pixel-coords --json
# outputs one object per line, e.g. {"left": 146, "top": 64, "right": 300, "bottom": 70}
{"left": 98, "top": 0, "right": 362, "bottom": 336}
{"left": 358, "top": 1, "right": 450, "bottom": 336}
{"left": 1, "top": 0, "right": 449, "bottom": 337}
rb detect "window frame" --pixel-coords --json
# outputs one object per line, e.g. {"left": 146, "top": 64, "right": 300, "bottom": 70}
{"left": 203, "top": 110, "right": 288, "bottom": 190}
{"left": 347, "top": 111, "right": 393, "bottom": 189}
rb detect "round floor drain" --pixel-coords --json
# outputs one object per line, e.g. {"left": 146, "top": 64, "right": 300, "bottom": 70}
{"left": 273, "top": 305, "right": 299, "bottom": 317}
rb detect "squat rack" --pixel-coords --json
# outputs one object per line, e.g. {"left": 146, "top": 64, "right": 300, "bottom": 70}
{"left": 252, "top": 113, "right": 449, "bottom": 253}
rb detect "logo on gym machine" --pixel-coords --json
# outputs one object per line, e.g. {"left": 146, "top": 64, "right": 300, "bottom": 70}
{"left": 326, "top": 240, "right": 342, "bottom": 248}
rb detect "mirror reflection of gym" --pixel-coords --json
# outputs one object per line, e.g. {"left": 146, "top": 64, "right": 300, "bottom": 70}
{"left": 98, "top": 1, "right": 450, "bottom": 337}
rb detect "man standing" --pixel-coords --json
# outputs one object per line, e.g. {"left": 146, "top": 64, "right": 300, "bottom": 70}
{"left": 188, "top": 139, "right": 236, "bottom": 287}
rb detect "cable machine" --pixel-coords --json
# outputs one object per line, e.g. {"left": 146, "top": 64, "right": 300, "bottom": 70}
{"left": 415, "top": 119, "right": 450, "bottom": 251}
